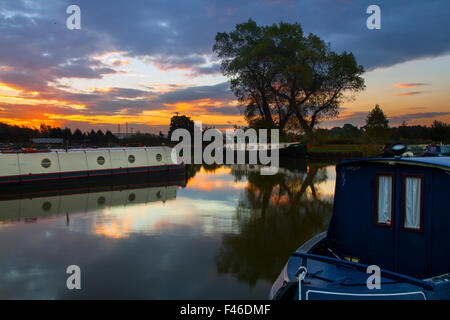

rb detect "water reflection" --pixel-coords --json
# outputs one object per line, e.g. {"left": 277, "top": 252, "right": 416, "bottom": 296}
{"left": 216, "top": 164, "right": 333, "bottom": 286}
{"left": 0, "top": 163, "right": 335, "bottom": 299}
{"left": 0, "top": 185, "right": 180, "bottom": 224}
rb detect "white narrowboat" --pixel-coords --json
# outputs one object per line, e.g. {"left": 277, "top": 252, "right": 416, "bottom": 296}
{"left": 0, "top": 147, "right": 185, "bottom": 186}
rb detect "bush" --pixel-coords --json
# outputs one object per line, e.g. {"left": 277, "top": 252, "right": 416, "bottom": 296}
{"left": 359, "top": 144, "right": 383, "bottom": 157}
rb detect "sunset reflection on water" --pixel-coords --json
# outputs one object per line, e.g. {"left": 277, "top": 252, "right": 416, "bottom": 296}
{"left": 0, "top": 163, "right": 335, "bottom": 299}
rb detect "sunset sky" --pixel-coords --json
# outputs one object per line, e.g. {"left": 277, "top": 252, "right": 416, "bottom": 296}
{"left": 0, "top": 0, "right": 449, "bottom": 134}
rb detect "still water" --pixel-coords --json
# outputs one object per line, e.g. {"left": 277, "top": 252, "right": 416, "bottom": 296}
{"left": 0, "top": 163, "right": 335, "bottom": 299}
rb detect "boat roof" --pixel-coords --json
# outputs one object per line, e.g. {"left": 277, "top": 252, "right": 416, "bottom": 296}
{"left": 339, "top": 156, "right": 450, "bottom": 171}
{"left": 0, "top": 146, "right": 170, "bottom": 154}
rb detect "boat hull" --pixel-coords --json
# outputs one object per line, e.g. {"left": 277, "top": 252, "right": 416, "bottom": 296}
{"left": 0, "top": 163, "right": 186, "bottom": 190}
{"left": 270, "top": 233, "right": 450, "bottom": 300}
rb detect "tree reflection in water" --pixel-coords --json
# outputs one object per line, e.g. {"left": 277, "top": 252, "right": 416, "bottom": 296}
{"left": 215, "top": 163, "right": 334, "bottom": 287}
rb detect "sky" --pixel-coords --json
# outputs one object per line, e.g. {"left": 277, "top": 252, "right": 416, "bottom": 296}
{"left": 0, "top": 0, "right": 449, "bottom": 134}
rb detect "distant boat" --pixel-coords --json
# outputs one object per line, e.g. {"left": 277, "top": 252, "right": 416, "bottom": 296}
{"left": 270, "top": 153, "right": 450, "bottom": 300}
{"left": 0, "top": 147, "right": 185, "bottom": 186}
{"left": 222, "top": 142, "right": 307, "bottom": 160}
{"left": 279, "top": 143, "right": 307, "bottom": 158}
{"left": 423, "top": 144, "right": 450, "bottom": 157}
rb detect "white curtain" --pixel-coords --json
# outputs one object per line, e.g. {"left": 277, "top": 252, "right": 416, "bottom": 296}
{"left": 377, "top": 176, "right": 392, "bottom": 224}
{"left": 405, "top": 177, "right": 421, "bottom": 229}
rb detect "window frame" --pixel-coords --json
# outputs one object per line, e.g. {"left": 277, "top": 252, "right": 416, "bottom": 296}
{"left": 374, "top": 172, "right": 395, "bottom": 228}
{"left": 401, "top": 174, "right": 424, "bottom": 233}
{"left": 41, "top": 158, "right": 52, "bottom": 168}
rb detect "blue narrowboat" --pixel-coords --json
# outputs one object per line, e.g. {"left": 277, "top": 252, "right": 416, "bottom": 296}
{"left": 270, "top": 155, "right": 450, "bottom": 300}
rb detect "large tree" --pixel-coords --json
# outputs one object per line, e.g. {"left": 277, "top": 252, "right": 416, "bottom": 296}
{"left": 213, "top": 19, "right": 365, "bottom": 141}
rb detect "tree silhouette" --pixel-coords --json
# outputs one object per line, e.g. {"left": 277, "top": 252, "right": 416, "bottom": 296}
{"left": 213, "top": 19, "right": 365, "bottom": 142}
{"left": 364, "top": 104, "right": 390, "bottom": 143}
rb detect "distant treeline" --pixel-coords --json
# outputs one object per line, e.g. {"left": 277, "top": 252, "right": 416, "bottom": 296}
{"left": 315, "top": 121, "right": 449, "bottom": 145}
{"left": 0, "top": 120, "right": 448, "bottom": 147}
{"left": 0, "top": 123, "right": 168, "bottom": 146}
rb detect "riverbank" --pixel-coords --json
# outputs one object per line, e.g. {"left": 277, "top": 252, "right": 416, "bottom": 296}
{"left": 307, "top": 144, "right": 382, "bottom": 159}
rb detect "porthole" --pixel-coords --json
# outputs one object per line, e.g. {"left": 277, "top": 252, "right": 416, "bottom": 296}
{"left": 97, "top": 196, "right": 106, "bottom": 206}
{"left": 97, "top": 156, "right": 105, "bottom": 165}
{"left": 42, "top": 201, "right": 52, "bottom": 211}
{"left": 41, "top": 158, "right": 51, "bottom": 168}
{"left": 156, "top": 153, "right": 162, "bottom": 162}
{"left": 128, "top": 155, "right": 135, "bottom": 163}
{"left": 128, "top": 193, "right": 136, "bottom": 202}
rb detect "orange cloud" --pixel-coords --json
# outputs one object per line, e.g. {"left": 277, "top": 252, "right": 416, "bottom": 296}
{"left": 395, "top": 83, "right": 429, "bottom": 88}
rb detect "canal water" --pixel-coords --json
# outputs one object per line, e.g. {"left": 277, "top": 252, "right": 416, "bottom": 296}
{"left": 0, "top": 163, "right": 335, "bottom": 299}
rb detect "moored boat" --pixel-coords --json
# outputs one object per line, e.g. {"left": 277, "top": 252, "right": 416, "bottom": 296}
{"left": 423, "top": 144, "right": 450, "bottom": 157}
{"left": 270, "top": 155, "right": 450, "bottom": 300}
{"left": 0, "top": 146, "right": 185, "bottom": 187}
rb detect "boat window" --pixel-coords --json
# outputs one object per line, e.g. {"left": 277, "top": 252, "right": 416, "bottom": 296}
{"left": 156, "top": 153, "right": 162, "bottom": 162}
{"left": 41, "top": 158, "right": 51, "bottom": 168}
{"left": 128, "top": 155, "right": 135, "bottom": 163}
{"left": 375, "top": 174, "right": 394, "bottom": 227}
{"left": 403, "top": 175, "right": 423, "bottom": 231}
{"left": 97, "top": 156, "right": 105, "bottom": 165}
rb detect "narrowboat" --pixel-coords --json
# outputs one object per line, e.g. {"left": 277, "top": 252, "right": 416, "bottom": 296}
{"left": 279, "top": 142, "right": 307, "bottom": 159}
{"left": 270, "top": 154, "right": 450, "bottom": 300}
{"left": 424, "top": 144, "right": 450, "bottom": 157}
{"left": 0, "top": 147, "right": 185, "bottom": 188}
{"left": 222, "top": 142, "right": 307, "bottom": 161}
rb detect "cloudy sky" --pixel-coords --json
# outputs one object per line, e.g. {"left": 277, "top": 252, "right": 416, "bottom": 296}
{"left": 0, "top": 0, "right": 449, "bottom": 133}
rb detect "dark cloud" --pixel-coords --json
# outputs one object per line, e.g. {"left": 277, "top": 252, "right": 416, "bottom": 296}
{"left": 389, "top": 112, "right": 450, "bottom": 125}
{"left": 208, "top": 106, "right": 241, "bottom": 115}
{"left": 52, "top": 59, "right": 117, "bottom": 79}
{"left": 152, "top": 82, "right": 234, "bottom": 104}
{"left": 147, "top": 55, "right": 207, "bottom": 71}
{"left": 395, "top": 91, "right": 427, "bottom": 96}
{"left": 189, "top": 63, "right": 222, "bottom": 77}
{"left": 67, "top": 0, "right": 450, "bottom": 71}
{"left": 2, "top": 0, "right": 449, "bottom": 78}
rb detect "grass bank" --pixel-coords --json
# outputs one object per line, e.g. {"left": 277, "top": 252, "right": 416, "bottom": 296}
{"left": 308, "top": 144, "right": 383, "bottom": 157}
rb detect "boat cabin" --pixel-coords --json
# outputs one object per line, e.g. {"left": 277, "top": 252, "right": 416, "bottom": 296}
{"left": 327, "top": 157, "right": 450, "bottom": 280}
